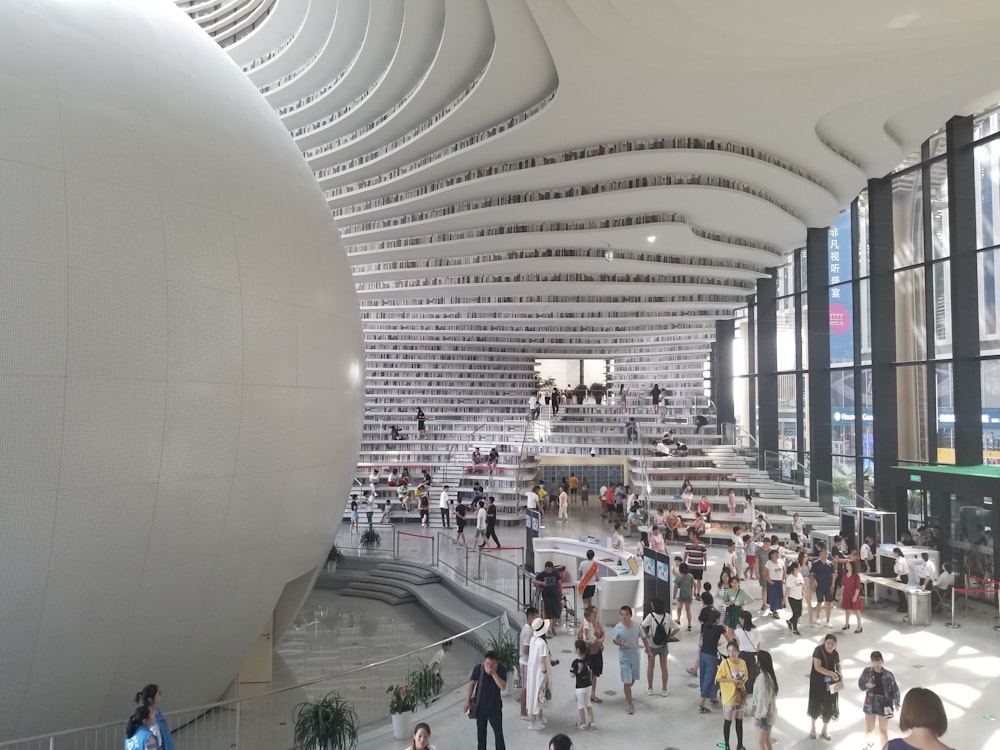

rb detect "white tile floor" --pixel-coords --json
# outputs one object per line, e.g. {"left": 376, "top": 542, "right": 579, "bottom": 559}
{"left": 352, "top": 503, "right": 1000, "bottom": 749}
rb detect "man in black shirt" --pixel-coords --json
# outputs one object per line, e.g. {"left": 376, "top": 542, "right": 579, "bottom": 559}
{"left": 465, "top": 650, "right": 507, "bottom": 750}
{"left": 484, "top": 496, "right": 502, "bottom": 548}
{"left": 534, "top": 561, "right": 563, "bottom": 625}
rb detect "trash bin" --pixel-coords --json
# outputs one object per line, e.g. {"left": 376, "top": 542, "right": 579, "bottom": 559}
{"left": 907, "top": 588, "right": 932, "bottom": 626}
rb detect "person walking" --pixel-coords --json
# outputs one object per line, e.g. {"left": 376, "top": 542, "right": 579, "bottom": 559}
{"left": 124, "top": 706, "right": 158, "bottom": 750}
{"left": 641, "top": 598, "right": 671, "bottom": 697}
{"left": 464, "top": 650, "right": 507, "bottom": 750}
{"left": 475, "top": 500, "right": 488, "bottom": 549}
{"left": 752, "top": 651, "right": 778, "bottom": 750}
{"left": 650, "top": 383, "right": 661, "bottom": 416}
{"left": 570, "top": 639, "right": 597, "bottom": 730}
{"left": 858, "top": 650, "right": 901, "bottom": 749}
{"left": 684, "top": 529, "right": 708, "bottom": 584}
{"left": 485, "top": 497, "right": 502, "bottom": 547}
{"left": 810, "top": 548, "right": 836, "bottom": 626}
{"left": 763, "top": 548, "right": 784, "bottom": 619}
{"left": 526, "top": 618, "right": 553, "bottom": 731}
{"left": 416, "top": 407, "right": 427, "bottom": 439}
{"left": 612, "top": 605, "right": 651, "bottom": 715}
{"left": 134, "top": 684, "right": 173, "bottom": 750}
{"left": 518, "top": 607, "right": 539, "bottom": 720}
{"left": 887, "top": 687, "right": 953, "bottom": 750}
{"left": 696, "top": 608, "right": 726, "bottom": 714}
{"left": 732, "top": 611, "right": 762, "bottom": 694}
{"left": 783, "top": 561, "right": 806, "bottom": 635}
{"left": 797, "top": 550, "right": 815, "bottom": 625}
{"left": 577, "top": 605, "right": 606, "bottom": 704}
{"left": 807, "top": 634, "right": 842, "bottom": 741}
{"left": 455, "top": 501, "right": 468, "bottom": 546}
{"left": 557, "top": 486, "right": 569, "bottom": 523}
{"left": 439, "top": 486, "right": 451, "bottom": 529}
{"left": 715, "top": 639, "right": 749, "bottom": 750}
{"left": 674, "top": 562, "right": 695, "bottom": 631}
{"left": 840, "top": 559, "right": 863, "bottom": 632}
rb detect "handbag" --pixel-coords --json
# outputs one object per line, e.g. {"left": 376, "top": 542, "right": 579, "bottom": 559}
{"left": 468, "top": 668, "right": 485, "bottom": 719}
{"left": 827, "top": 678, "right": 844, "bottom": 694}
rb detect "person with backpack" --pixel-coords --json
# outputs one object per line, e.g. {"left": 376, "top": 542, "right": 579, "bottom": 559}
{"left": 641, "top": 598, "right": 671, "bottom": 697}
{"left": 124, "top": 706, "right": 158, "bottom": 750}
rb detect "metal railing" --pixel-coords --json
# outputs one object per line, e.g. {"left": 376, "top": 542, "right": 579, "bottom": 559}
{"left": 815, "top": 479, "right": 873, "bottom": 514}
{"left": 763, "top": 449, "right": 811, "bottom": 499}
{"left": 0, "top": 617, "right": 510, "bottom": 750}
{"left": 434, "top": 533, "right": 529, "bottom": 610}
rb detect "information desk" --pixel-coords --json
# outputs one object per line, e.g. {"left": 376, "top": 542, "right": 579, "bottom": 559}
{"left": 532, "top": 537, "right": 643, "bottom": 624}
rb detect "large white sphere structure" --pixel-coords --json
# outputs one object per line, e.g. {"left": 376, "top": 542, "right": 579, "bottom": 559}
{"left": 0, "top": 0, "right": 364, "bottom": 738}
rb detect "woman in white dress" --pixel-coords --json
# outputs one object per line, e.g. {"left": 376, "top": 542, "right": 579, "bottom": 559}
{"left": 525, "top": 618, "right": 553, "bottom": 731}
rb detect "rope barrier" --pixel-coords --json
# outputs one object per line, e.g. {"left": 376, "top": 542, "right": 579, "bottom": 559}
{"left": 398, "top": 531, "right": 434, "bottom": 539}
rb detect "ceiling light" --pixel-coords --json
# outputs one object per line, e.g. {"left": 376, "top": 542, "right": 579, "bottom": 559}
{"left": 647, "top": 235, "right": 656, "bottom": 243}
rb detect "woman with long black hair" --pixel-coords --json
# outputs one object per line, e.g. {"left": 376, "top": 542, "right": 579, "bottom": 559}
{"left": 752, "top": 651, "right": 778, "bottom": 750}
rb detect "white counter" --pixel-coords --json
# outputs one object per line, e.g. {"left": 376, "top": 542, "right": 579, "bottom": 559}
{"left": 532, "top": 537, "right": 643, "bottom": 624}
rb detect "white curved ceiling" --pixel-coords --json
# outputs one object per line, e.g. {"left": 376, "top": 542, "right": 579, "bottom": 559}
{"left": 181, "top": 0, "right": 1000, "bottom": 353}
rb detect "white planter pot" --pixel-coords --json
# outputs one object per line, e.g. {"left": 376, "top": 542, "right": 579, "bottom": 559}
{"left": 390, "top": 711, "right": 411, "bottom": 740}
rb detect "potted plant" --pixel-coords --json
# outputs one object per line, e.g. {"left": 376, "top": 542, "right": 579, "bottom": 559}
{"left": 386, "top": 682, "right": 417, "bottom": 739}
{"left": 326, "top": 543, "right": 343, "bottom": 573}
{"left": 485, "top": 632, "right": 520, "bottom": 695}
{"left": 360, "top": 528, "right": 381, "bottom": 550}
{"left": 407, "top": 661, "right": 444, "bottom": 707}
{"left": 292, "top": 691, "right": 359, "bottom": 750}
{"left": 572, "top": 384, "right": 587, "bottom": 405}
{"left": 590, "top": 382, "right": 607, "bottom": 404}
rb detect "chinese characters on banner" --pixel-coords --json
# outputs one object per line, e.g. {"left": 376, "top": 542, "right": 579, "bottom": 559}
{"left": 828, "top": 210, "right": 854, "bottom": 363}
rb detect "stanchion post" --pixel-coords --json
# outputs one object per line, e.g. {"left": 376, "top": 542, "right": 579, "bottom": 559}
{"left": 946, "top": 587, "right": 961, "bottom": 629}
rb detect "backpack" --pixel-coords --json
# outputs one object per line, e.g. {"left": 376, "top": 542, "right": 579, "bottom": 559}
{"left": 651, "top": 614, "right": 668, "bottom": 646}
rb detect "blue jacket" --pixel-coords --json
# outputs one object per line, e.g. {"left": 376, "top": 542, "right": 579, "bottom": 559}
{"left": 156, "top": 708, "right": 174, "bottom": 750}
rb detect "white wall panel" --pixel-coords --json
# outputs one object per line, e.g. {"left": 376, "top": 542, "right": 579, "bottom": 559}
{"left": 160, "top": 382, "right": 242, "bottom": 481}
{"left": 67, "top": 268, "right": 168, "bottom": 380}
{"left": 0, "top": 0, "right": 364, "bottom": 738}
{"left": 0, "top": 159, "right": 66, "bottom": 266}
{"left": 242, "top": 296, "right": 299, "bottom": 385}
{"left": 0, "top": 259, "right": 67, "bottom": 377}
{"left": 162, "top": 198, "right": 241, "bottom": 292}
{"left": 167, "top": 283, "right": 244, "bottom": 383}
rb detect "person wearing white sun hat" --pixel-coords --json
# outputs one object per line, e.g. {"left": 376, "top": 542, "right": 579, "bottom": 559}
{"left": 526, "top": 618, "right": 553, "bottom": 731}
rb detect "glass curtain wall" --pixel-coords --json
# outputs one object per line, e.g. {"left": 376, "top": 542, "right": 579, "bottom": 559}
{"left": 736, "top": 101, "right": 1000, "bottom": 494}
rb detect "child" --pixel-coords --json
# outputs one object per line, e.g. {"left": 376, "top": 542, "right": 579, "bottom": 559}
{"left": 570, "top": 639, "right": 597, "bottom": 730}
{"left": 349, "top": 496, "right": 359, "bottom": 533}
{"left": 674, "top": 562, "right": 695, "bottom": 630}
{"left": 727, "top": 488, "right": 737, "bottom": 517}
{"left": 431, "top": 640, "right": 452, "bottom": 675}
{"left": 744, "top": 535, "right": 757, "bottom": 579}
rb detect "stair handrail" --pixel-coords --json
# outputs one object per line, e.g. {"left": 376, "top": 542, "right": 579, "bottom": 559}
{"left": 0, "top": 615, "right": 506, "bottom": 750}
{"left": 763, "top": 449, "right": 811, "bottom": 499}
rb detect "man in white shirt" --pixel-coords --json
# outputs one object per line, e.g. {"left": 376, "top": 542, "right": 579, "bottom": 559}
{"left": 859, "top": 535, "right": 875, "bottom": 573}
{"left": 557, "top": 486, "right": 569, "bottom": 523}
{"left": 528, "top": 394, "right": 539, "bottom": 420}
{"left": 439, "top": 486, "right": 451, "bottom": 528}
{"left": 722, "top": 540, "right": 738, "bottom": 579}
{"left": 918, "top": 552, "right": 937, "bottom": 590}
{"left": 933, "top": 563, "right": 956, "bottom": 612}
{"left": 475, "top": 500, "right": 488, "bottom": 549}
{"left": 892, "top": 547, "right": 911, "bottom": 613}
{"left": 525, "top": 485, "right": 540, "bottom": 517}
